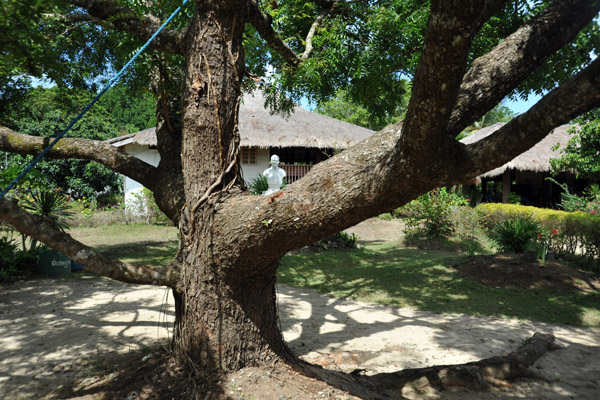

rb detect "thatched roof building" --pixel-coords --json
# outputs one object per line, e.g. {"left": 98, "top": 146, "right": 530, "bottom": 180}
{"left": 460, "top": 122, "right": 579, "bottom": 206}
{"left": 459, "top": 123, "right": 573, "bottom": 178}
{"left": 108, "top": 90, "right": 374, "bottom": 149}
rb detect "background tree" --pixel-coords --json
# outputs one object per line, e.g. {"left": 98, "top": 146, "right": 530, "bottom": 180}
{"left": 1, "top": 0, "right": 600, "bottom": 397}
{"left": 550, "top": 110, "right": 600, "bottom": 182}
{"left": 315, "top": 87, "right": 410, "bottom": 130}
{"left": 456, "top": 102, "right": 517, "bottom": 139}
{"left": 0, "top": 84, "right": 156, "bottom": 199}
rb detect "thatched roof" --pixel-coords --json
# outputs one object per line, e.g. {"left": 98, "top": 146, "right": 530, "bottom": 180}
{"left": 108, "top": 91, "right": 374, "bottom": 149}
{"left": 459, "top": 122, "right": 574, "bottom": 178}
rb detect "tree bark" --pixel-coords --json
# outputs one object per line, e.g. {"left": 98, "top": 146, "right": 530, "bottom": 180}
{"left": 1, "top": 0, "right": 597, "bottom": 395}
{"left": 170, "top": 0, "right": 292, "bottom": 372}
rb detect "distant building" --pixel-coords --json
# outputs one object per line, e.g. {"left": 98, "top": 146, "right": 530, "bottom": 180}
{"left": 107, "top": 90, "right": 374, "bottom": 207}
{"left": 460, "top": 123, "right": 586, "bottom": 207}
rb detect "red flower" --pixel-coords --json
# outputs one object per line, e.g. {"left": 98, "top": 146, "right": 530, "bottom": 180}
{"left": 591, "top": 210, "right": 597, "bottom": 214}
{"left": 538, "top": 233, "right": 542, "bottom": 239}
{"left": 552, "top": 229, "right": 558, "bottom": 236}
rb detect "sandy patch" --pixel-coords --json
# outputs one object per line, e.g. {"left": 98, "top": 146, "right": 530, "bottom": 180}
{"left": 344, "top": 218, "right": 406, "bottom": 245}
{"left": 1, "top": 277, "right": 598, "bottom": 399}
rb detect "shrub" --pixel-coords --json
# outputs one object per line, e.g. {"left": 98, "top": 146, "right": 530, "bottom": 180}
{"left": 127, "top": 188, "right": 172, "bottom": 225}
{"left": 311, "top": 232, "right": 358, "bottom": 251}
{"left": 400, "top": 187, "right": 468, "bottom": 237}
{"left": 96, "top": 192, "right": 124, "bottom": 208}
{"left": 377, "top": 213, "right": 394, "bottom": 221}
{"left": 249, "top": 174, "right": 286, "bottom": 195}
{"left": 20, "top": 189, "right": 73, "bottom": 232}
{"left": 17, "top": 188, "right": 73, "bottom": 250}
{"left": 249, "top": 174, "right": 268, "bottom": 194}
{"left": 477, "top": 203, "right": 600, "bottom": 270}
{"left": 547, "top": 178, "right": 600, "bottom": 213}
{"left": 451, "top": 206, "right": 486, "bottom": 256}
{"left": 489, "top": 215, "right": 541, "bottom": 253}
{"left": 0, "top": 237, "right": 38, "bottom": 282}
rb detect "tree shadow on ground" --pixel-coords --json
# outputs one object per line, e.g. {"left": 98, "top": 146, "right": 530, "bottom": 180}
{"left": 94, "top": 241, "right": 179, "bottom": 266}
{"left": 0, "top": 275, "right": 174, "bottom": 399}
{"left": 276, "top": 283, "right": 600, "bottom": 399}
{"left": 278, "top": 245, "right": 600, "bottom": 328}
{"left": 2, "top": 245, "right": 599, "bottom": 399}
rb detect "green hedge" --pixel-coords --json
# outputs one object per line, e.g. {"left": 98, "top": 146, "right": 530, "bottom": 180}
{"left": 476, "top": 203, "right": 600, "bottom": 266}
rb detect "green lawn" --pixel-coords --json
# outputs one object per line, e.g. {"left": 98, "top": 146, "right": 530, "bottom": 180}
{"left": 279, "top": 242, "right": 600, "bottom": 328}
{"left": 69, "top": 225, "right": 600, "bottom": 328}
{"left": 71, "top": 224, "right": 179, "bottom": 266}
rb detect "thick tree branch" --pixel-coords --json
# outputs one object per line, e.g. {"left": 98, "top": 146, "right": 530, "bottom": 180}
{"left": 67, "top": 0, "right": 186, "bottom": 54}
{"left": 448, "top": 0, "right": 600, "bottom": 136}
{"left": 289, "top": 332, "right": 556, "bottom": 399}
{"left": 248, "top": 0, "right": 302, "bottom": 67}
{"left": 215, "top": 123, "right": 407, "bottom": 267}
{"left": 0, "top": 198, "right": 179, "bottom": 287}
{"left": 0, "top": 127, "right": 162, "bottom": 194}
{"left": 397, "top": 0, "right": 508, "bottom": 159}
{"left": 213, "top": 2, "right": 516, "bottom": 269}
{"left": 463, "top": 57, "right": 600, "bottom": 178}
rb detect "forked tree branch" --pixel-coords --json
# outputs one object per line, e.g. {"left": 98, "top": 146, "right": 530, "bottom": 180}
{"left": 462, "top": 57, "right": 600, "bottom": 177}
{"left": 302, "top": 0, "right": 364, "bottom": 60}
{"left": 67, "top": 0, "right": 186, "bottom": 54}
{"left": 248, "top": 0, "right": 302, "bottom": 67}
{"left": 0, "top": 198, "right": 179, "bottom": 287}
{"left": 397, "top": 0, "right": 508, "bottom": 158}
{"left": 447, "top": 0, "right": 600, "bottom": 136}
{"left": 0, "top": 127, "right": 162, "bottom": 194}
{"left": 216, "top": 1, "right": 600, "bottom": 271}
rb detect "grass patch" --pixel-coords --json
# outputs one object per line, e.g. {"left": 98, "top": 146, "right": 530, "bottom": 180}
{"left": 70, "top": 225, "right": 179, "bottom": 266}
{"left": 62, "top": 224, "right": 600, "bottom": 328}
{"left": 278, "top": 242, "right": 600, "bottom": 328}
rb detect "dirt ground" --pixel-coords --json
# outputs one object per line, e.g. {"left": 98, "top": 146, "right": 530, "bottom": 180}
{"left": 1, "top": 218, "right": 599, "bottom": 399}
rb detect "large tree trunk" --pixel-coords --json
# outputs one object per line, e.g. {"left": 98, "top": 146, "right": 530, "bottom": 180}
{"left": 171, "top": 0, "right": 290, "bottom": 373}
{"left": 172, "top": 249, "right": 289, "bottom": 372}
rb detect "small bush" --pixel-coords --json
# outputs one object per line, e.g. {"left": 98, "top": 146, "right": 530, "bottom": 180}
{"left": 96, "top": 193, "right": 124, "bottom": 209}
{"left": 0, "top": 237, "right": 38, "bottom": 282}
{"left": 377, "top": 213, "right": 394, "bottom": 221}
{"left": 249, "top": 174, "right": 286, "bottom": 195}
{"left": 400, "top": 188, "right": 468, "bottom": 237}
{"left": 451, "top": 206, "right": 487, "bottom": 256}
{"left": 311, "top": 232, "right": 358, "bottom": 251}
{"left": 489, "top": 215, "right": 541, "bottom": 253}
{"left": 547, "top": 178, "right": 600, "bottom": 213}
{"left": 125, "top": 188, "right": 172, "bottom": 225}
{"left": 249, "top": 174, "right": 268, "bottom": 194}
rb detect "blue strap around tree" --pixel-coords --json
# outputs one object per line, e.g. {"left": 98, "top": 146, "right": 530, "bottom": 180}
{"left": 0, "top": 0, "right": 190, "bottom": 199}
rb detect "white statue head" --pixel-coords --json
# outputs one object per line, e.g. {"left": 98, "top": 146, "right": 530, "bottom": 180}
{"left": 270, "top": 154, "right": 280, "bottom": 166}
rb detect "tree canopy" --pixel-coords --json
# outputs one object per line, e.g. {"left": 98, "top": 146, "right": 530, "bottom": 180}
{"left": 1, "top": 0, "right": 600, "bottom": 398}
{"left": 551, "top": 111, "right": 600, "bottom": 182}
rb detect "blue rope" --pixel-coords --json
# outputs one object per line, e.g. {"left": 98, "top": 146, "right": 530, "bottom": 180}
{"left": 0, "top": 0, "right": 190, "bottom": 199}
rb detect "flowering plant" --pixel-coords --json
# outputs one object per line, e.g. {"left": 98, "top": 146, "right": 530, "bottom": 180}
{"left": 533, "top": 226, "right": 558, "bottom": 263}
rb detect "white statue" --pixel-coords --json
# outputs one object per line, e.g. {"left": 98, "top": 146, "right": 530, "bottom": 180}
{"left": 262, "top": 154, "right": 286, "bottom": 195}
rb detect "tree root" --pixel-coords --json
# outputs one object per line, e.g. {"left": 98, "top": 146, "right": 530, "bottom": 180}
{"left": 287, "top": 332, "right": 556, "bottom": 400}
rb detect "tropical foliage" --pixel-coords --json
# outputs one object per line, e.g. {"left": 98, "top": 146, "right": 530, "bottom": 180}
{"left": 550, "top": 112, "right": 600, "bottom": 181}
{"left": 0, "top": 85, "right": 155, "bottom": 199}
